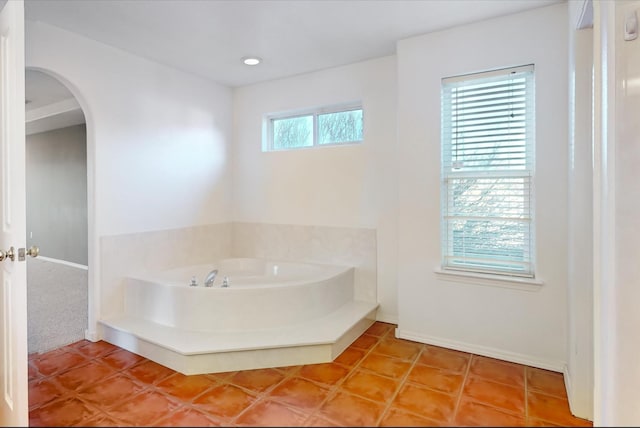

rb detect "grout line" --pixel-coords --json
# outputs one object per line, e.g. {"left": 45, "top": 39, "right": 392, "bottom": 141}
{"left": 264, "top": 365, "right": 335, "bottom": 427}
{"left": 34, "top": 326, "right": 588, "bottom": 427}
{"left": 227, "top": 366, "right": 302, "bottom": 425}
{"left": 524, "top": 365, "right": 529, "bottom": 422}
{"left": 304, "top": 344, "right": 377, "bottom": 424}
{"left": 373, "top": 328, "right": 426, "bottom": 426}
{"left": 303, "top": 323, "right": 394, "bottom": 426}
{"left": 451, "top": 351, "right": 473, "bottom": 424}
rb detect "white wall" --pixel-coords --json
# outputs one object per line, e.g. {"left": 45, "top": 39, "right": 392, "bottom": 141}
{"left": 25, "top": 20, "right": 233, "bottom": 335}
{"left": 594, "top": 1, "right": 640, "bottom": 424}
{"left": 26, "top": 21, "right": 233, "bottom": 236}
{"left": 26, "top": 124, "right": 88, "bottom": 265}
{"left": 232, "top": 56, "right": 398, "bottom": 322}
{"left": 566, "top": 0, "right": 594, "bottom": 420}
{"left": 396, "top": 3, "right": 569, "bottom": 370}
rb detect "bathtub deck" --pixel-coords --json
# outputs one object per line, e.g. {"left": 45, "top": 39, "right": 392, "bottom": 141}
{"left": 98, "top": 300, "right": 378, "bottom": 375}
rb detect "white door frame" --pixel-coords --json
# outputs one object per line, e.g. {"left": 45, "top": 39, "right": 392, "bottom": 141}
{"left": 0, "top": 0, "right": 28, "bottom": 425}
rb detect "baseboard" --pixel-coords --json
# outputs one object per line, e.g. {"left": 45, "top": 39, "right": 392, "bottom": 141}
{"left": 375, "top": 310, "right": 398, "bottom": 325}
{"left": 396, "top": 327, "right": 566, "bottom": 372}
{"left": 85, "top": 329, "right": 100, "bottom": 342}
{"left": 564, "top": 365, "right": 575, "bottom": 412}
{"left": 36, "top": 256, "right": 88, "bottom": 270}
{"left": 563, "top": 363, "right": 594, "bottom": 421}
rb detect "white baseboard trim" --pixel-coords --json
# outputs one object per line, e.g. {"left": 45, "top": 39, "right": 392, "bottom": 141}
{"left": 37, "top": 256, "right": 88, "bottom": 271}
{"left": 85, "top": 329, "right": 99, "bottom": 342}
{"left": 563, "top": 364, "right": 594, "bottom": 421}
{"left": 564, "top": 365, "right": 575, "bottom": 412}
{"left": 375, "top": 311, "right": 398, "bottom": 325}
{"left": 396, "top": 327, "right": 566, "bottom": 372}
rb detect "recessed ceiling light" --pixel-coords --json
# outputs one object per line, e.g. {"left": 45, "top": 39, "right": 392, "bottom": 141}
{"left": 242, "top": 56, "right": 261, "bottom": 66}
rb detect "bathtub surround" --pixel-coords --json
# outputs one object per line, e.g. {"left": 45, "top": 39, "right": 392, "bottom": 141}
{"left": 232, "top": 222, "right": 377, "bottom": 304}
{"left": 27, "top": 258, "right": 88, "bottom": 354}
{"left": 98, "top": 222, "right": 377, "bottom": 373}
{"left": 100, "top": 258, "right": 376, "bottom": 374}
{"left": 99, "top": 222, "right": 376, "bottom": 320}
{"left": 99, "top": 223, "right": 232, "bottom": 319}
{"left": 123, "top": 259, "right": 359, "bottom": 330}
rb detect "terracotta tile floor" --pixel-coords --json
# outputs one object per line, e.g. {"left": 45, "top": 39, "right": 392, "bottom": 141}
{"left": 28, "top": 322, "right": 593, "bottom": 427}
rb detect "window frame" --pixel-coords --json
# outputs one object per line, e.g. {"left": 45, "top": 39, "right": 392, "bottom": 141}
{"left": 263, "top": 102, "right": 363, "bottom": 152}
{"left": 440, "top": 64, "right": 536, "bottom": 279}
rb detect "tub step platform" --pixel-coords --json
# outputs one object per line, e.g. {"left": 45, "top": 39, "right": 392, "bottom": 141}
{"left": 98, "top": 300, "right": 378, "bottom": 375}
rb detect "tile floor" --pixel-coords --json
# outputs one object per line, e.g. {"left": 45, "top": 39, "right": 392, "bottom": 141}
{"left": 28, "top": 322, "right": 593, "bottom": 427}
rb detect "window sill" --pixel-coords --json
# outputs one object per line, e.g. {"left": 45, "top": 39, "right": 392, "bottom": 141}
{"left": 434, "top": 268, "right": 544, "bottom": 292}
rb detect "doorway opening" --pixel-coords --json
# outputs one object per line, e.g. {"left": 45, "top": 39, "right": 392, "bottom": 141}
{"left": 25, "top": 69, "right": 88, "bottom": 354}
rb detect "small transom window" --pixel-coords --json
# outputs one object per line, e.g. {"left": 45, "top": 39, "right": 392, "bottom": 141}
{"left": 263, "top": 104, "right": 363, "bottom": 151}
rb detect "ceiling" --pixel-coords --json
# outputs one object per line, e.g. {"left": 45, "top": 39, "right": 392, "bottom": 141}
{"left": 20, "top": 0, "right": 563, "bottom": 134}
{"left": 25, "top": 69, "right": 74, "bottom": 110}
{"left": 25, "top": 70, "right": 85, "bottom": 135}
{"left": 24, "top": 0, "right": 564, "bottom": 88}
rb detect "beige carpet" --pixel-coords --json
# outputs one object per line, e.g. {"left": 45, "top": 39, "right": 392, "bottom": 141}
{"left": 27, "top": 258, "right": 88, "bottom": 354}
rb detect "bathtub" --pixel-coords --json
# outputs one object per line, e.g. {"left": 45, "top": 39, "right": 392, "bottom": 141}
{"left": 123, "top": 258, "right": 355, "bottom": 332}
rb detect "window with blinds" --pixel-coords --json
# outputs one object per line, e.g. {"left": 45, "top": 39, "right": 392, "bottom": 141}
{"left": 440, "top": 65, "right": 535, "bottom": 277}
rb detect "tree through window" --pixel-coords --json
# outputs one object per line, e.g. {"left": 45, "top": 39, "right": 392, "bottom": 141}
{"left": 440, "top": 65, "right": 535, "bottom": 277}
{"left": 265, "top": 104, "right": 363, "bottom": 151}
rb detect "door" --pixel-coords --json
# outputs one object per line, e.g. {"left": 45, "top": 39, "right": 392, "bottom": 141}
{"left": 0, "top": 0, "right": 27, "bottom": 426}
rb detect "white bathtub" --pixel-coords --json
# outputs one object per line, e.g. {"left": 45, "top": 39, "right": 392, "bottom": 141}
{"left": 124, "top": 258, "right": 355, "bottom": 332}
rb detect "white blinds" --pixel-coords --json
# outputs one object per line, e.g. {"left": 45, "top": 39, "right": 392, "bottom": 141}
{"left": 441, "top": 65, "right": 535, "bottom": 277}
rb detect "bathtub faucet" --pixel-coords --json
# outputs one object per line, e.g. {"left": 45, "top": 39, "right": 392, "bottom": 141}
{"left": 204, "top": 269, "right": 218, "bottom": 287}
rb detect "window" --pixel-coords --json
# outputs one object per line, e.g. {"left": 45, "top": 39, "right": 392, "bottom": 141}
{"left": 264, "top": 104, "right": 363, "bottom": 151}
{"left": 440, "top": 64, "right": 535, "bottom": 278}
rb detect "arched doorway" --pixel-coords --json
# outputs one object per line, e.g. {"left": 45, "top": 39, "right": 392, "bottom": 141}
{"left": 24, "top": 69, "right": 90, "bottom": 354}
